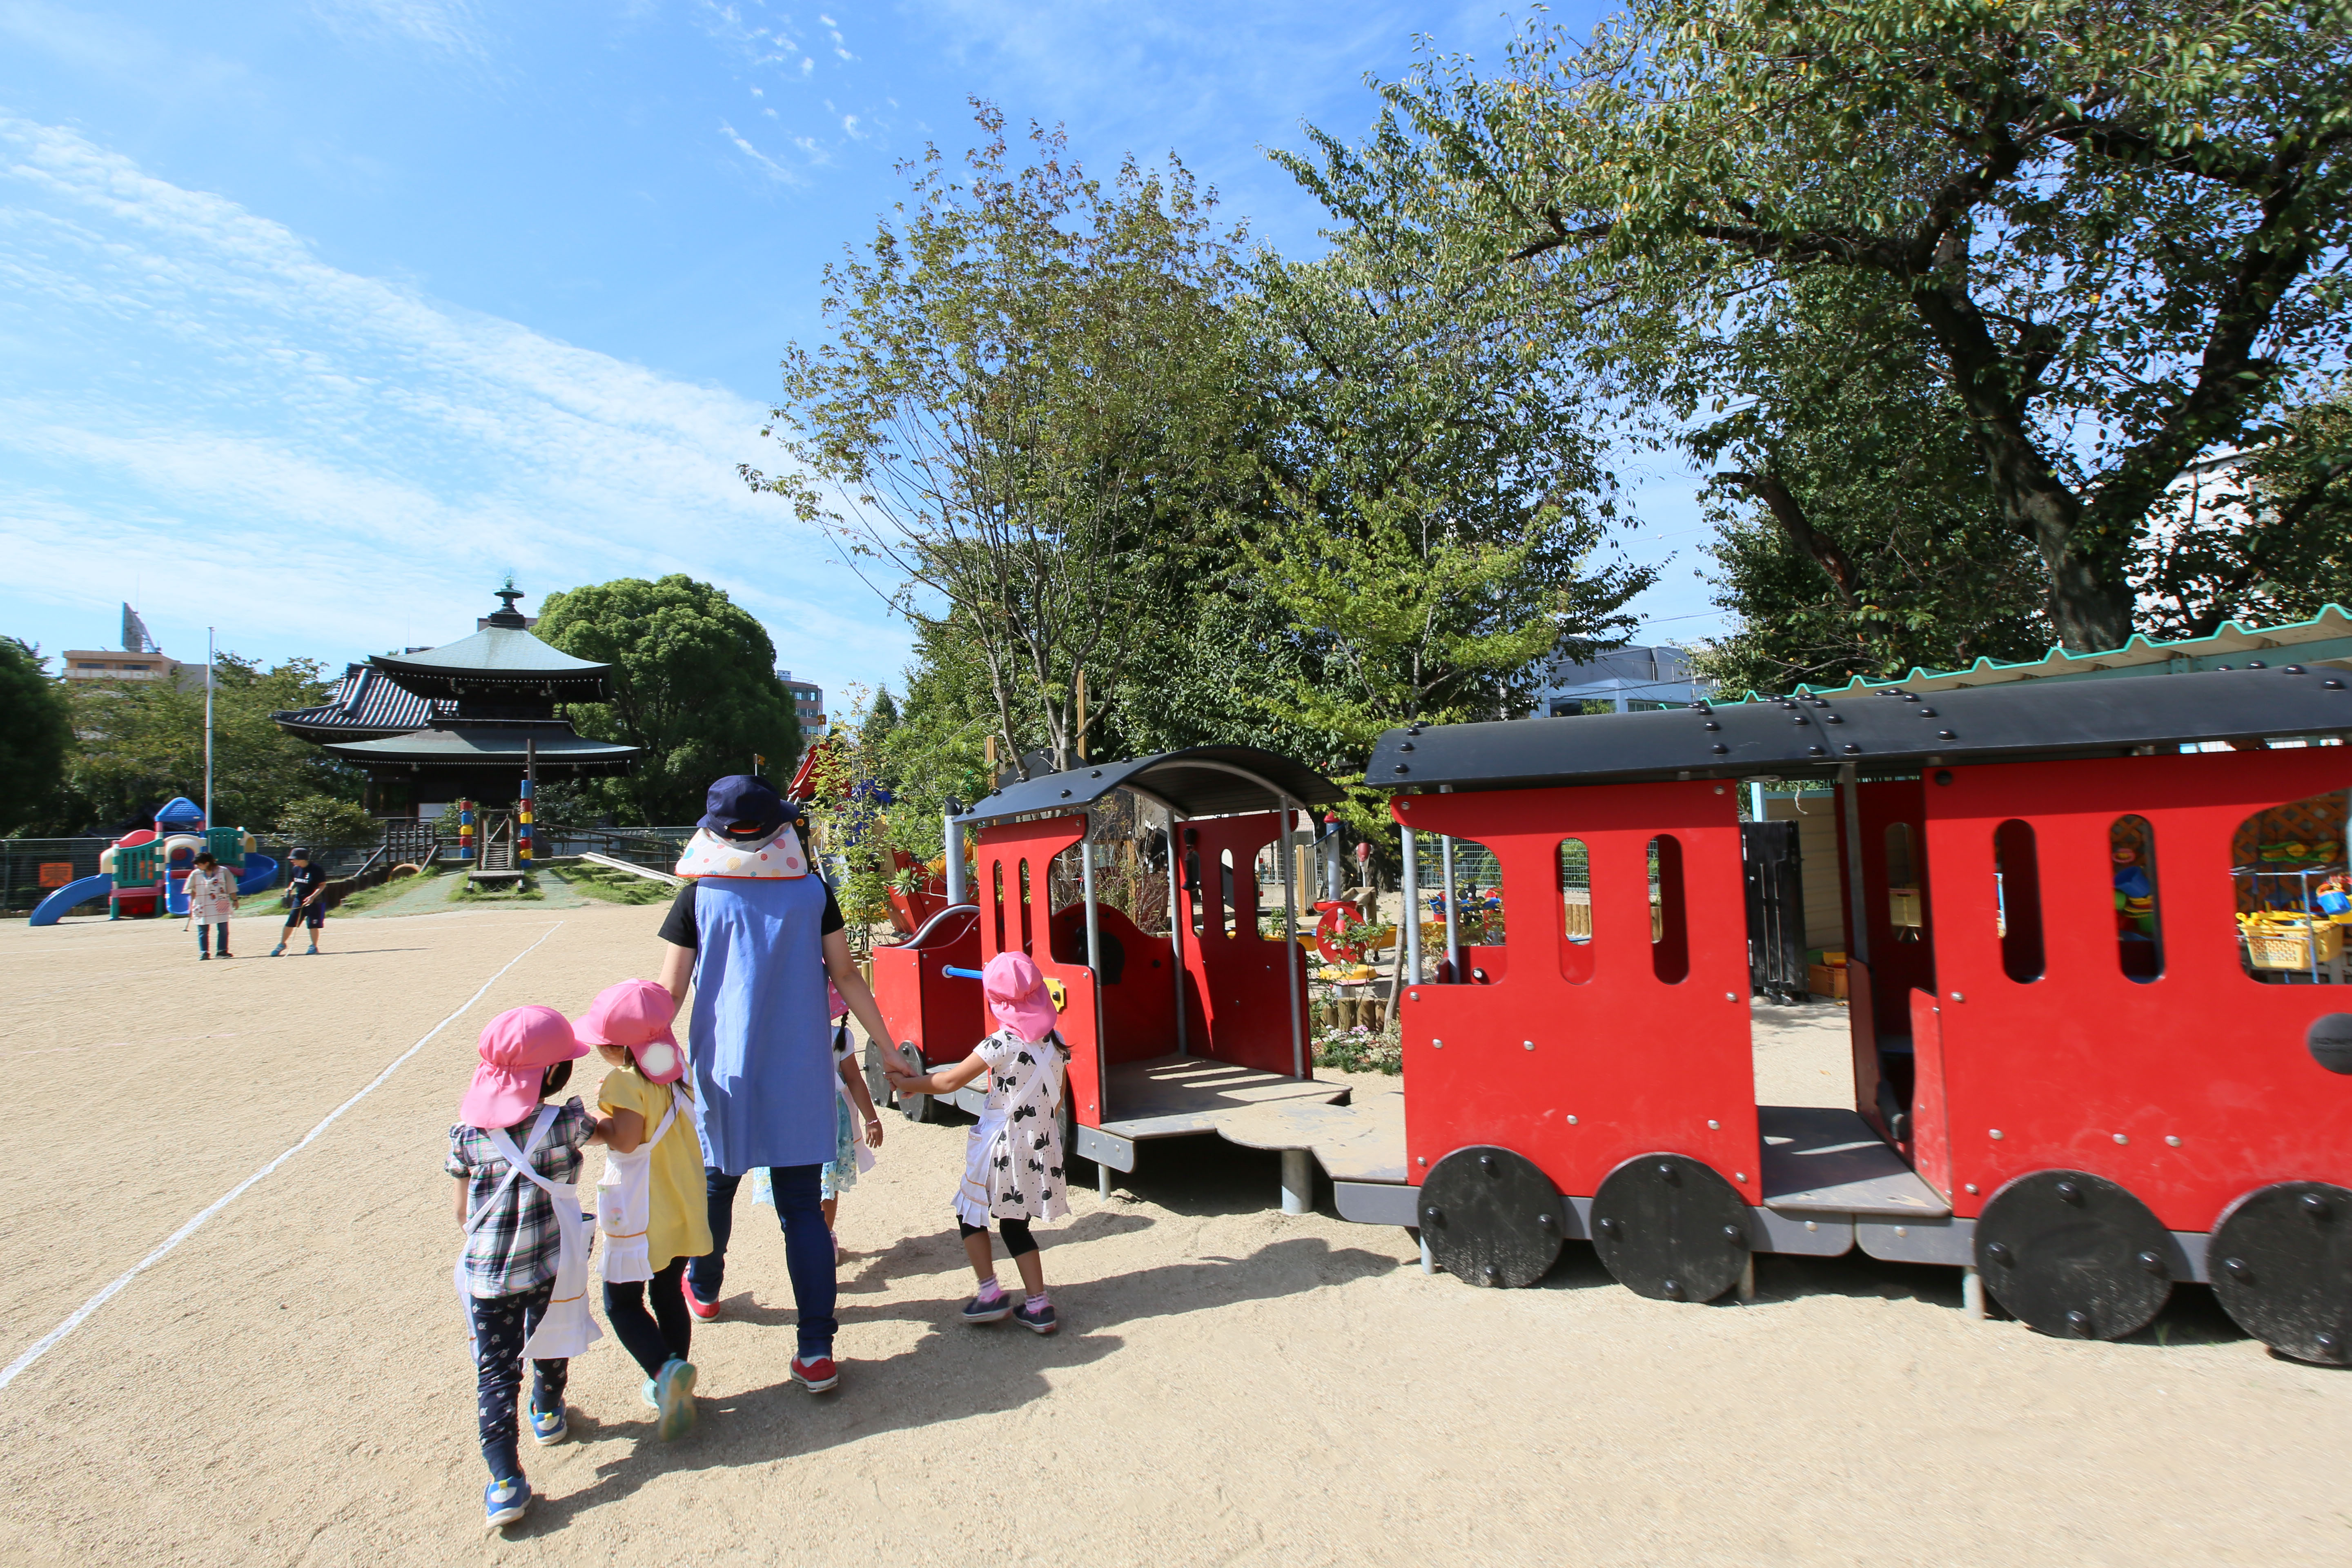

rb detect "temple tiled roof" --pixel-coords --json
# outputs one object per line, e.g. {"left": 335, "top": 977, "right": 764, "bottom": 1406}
{"left": 272, "top": 662, "right": 447, "bottom": 743}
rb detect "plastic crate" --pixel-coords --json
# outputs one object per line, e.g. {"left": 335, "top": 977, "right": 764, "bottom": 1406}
{"left": 2245, "top": 921, "right": 2345, "bottom": 971}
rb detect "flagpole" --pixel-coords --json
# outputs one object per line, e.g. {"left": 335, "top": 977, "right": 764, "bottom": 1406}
{"left": 204, "top": 626, "right": 216, "bottom": 828}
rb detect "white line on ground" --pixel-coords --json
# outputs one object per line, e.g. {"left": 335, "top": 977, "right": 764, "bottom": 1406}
{"left": 0, "top": 921, "right": 567, "bottom": 1392}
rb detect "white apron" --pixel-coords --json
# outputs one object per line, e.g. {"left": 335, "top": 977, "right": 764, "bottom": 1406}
{"left": 597, "top": 1089, "right": 682, "bottom": 1285}
{"left": 454, "top": 1107, "right": 603, "bottom": 1361}
{"left": 956, "top": 1032, "right": 1067, "bottom": 1228}
{"left": 835, "top": 1022, "right": 877, "bottom": 1176}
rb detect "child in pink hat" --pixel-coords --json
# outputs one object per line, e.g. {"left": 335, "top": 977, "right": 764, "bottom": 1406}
{"left": 448, "top": 1005, "right": 601, "bottom": 1532}
{"left": 577, "top": 979, "right": 713, "bottom": 1443}
{"left": 885, "top": 950, "right": 1071, "bottom": 1334}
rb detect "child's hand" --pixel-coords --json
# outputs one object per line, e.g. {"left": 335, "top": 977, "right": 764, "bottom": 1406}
{"left": 883, "top": 1067, "right": 924, "bottom": 1095}
{"left": 865, "top": 1116, "right": 885, "bottom": 1149}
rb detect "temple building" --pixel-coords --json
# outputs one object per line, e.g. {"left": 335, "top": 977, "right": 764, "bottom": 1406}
{"left": 272, "top": 588, "right": 639, "bottom": 818}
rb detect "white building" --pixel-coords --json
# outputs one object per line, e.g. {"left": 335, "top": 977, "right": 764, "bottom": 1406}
{"left": 1532, "top": 644, "right": 1707, "bottom": 716}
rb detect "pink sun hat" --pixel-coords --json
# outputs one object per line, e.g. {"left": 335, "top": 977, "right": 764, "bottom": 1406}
{"left": 982, "top": 951, "right": 1058, "bottom": 1042}
{"left": 461, "top": 1004, "right": 589, "bottom": 1129}
{"left": 573, "top": 978, "right": 686, "bottom": 1083}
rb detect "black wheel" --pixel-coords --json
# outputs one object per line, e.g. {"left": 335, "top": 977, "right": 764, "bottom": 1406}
{"left": 1419, "top": 1146, "right": 1565, "bottom": 1287}
{"left": 1975, "top": 1170, "right": 2172, "bottom": 1340}
{"left": 2208, "top": 1181, "right": 2352, "bottom": 1366}
{"left": 1590, "top": 1153, "right": 1750, "bottom": 1303}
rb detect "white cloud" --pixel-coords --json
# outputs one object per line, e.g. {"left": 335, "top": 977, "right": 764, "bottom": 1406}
{"left": 0, "top": 116, "right": 906, "bottom": 689}
{"left": 720, "top": 120, "right": 807, "bottom": 185}
{"left": 307, "top": 0, "right": 488, "bottom": 55}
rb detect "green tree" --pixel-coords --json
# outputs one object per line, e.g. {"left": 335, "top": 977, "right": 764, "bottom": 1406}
{"left": 748, "top": 104, "right": 1250, "bottom": 776}
{"left": 1239, "top": 114, "right": 1654, "bottom": 826}
{"left": 1391, "top": 0, "right": 2352, "bottom": 651}
{"left": 0, "top": 639, "right": 72, "bottom": 836}
{"left": 1681, "top": 273, "right": 2053, "bottom": 693}
{"left": 274, "top": 794, "right": 381, "bottom": 848}
{"left": 54, "top": 655, "right": 351, "bottom": 835}
{"left": 536, "top": 575, "right": 800, "bottom": 826}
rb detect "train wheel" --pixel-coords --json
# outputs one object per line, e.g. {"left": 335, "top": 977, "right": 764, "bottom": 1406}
{"left": 1590, "top": 1154, "right": 1750, "bottom": 1303}
{"left": 1418, "top": 1147, "right": 1565, "bottom": 1287}
{"left": 879, "top": 1042, "right": 936, "bottom": 1123}
{"left": 2208, "top": 1181, "right": 2352, "bottom": 1366}
{"left": 1974, "top": 1170, "right": 2172, "bottom": 1340}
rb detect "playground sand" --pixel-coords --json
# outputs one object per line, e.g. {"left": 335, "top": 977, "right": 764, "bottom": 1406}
{"left": 1, "top": 905, "right": 2346, "bottom": 1567}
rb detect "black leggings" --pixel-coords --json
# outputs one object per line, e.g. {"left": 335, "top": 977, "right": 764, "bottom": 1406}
{"left": 603, "top": 1257, "right": 691, "bottom": 1378}
{"left": 960, "top": 1217, "right": 1038, "bottom": 1258}
{"left": 467, "top": 1280, "right": 568, "bottom": 1482}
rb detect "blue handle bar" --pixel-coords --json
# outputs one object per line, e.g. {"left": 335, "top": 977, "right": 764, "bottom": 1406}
{"left": 943, "top": 965, "right": 983, "bottom": 980}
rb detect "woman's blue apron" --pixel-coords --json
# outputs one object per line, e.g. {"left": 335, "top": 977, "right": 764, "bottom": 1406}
{"left": 687, "top": 875, "right": 835, "bottom": 1172}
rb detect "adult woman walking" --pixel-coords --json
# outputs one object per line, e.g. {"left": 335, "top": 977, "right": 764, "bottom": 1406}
{"left": 655, "top": 775, "right": 896, "bottom": 1395}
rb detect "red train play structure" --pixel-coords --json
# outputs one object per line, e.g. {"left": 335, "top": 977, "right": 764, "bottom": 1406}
{"left": 867, "top": 667, "right": 2352, "bottom": 1360}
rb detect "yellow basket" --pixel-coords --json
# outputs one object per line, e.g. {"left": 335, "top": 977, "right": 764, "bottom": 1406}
{"left": 2245, "top": 921, "right": 2345, "bottom": 970}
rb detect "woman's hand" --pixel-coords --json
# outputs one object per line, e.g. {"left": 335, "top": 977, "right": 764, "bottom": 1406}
{"left": 883, "top": 1067, "right": 929, "bottom": 1096}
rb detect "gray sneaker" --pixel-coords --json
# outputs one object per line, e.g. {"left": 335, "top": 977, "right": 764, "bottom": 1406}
{"left": 1011, "top": 1298, "right": 1058, "bottom": 1335}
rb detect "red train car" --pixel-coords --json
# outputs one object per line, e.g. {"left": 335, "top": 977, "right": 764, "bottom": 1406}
{"left": 868, "top": 747, "right": 1353, "bottom": 1194}
{"left": 1356, "top": 665, "right": 2352, "bottom": 1360}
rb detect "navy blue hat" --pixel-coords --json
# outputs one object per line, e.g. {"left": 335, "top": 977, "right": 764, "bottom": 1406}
{"left": 699, "top": 775, "right": 788, "bottom": 839}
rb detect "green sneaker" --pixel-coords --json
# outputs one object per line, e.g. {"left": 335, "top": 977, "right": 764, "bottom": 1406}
{"left": 653, "top": 1357, "right": 697, "bottom": 1441}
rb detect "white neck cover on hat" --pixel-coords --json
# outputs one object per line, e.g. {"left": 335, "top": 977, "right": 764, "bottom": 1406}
{"left": 675, "top": 826, "right": 809, "bottom": 880}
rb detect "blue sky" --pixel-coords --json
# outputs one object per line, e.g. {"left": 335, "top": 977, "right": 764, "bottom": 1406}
{"left": 0, "top": 0, "right": 1715, "bottom": 712}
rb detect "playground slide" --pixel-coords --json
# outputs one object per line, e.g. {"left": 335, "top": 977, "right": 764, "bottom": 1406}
{"left": 30, "top": 874, "right": 112, "bottom": 927}
{"left": 236, "top": 856, "right": 279, "bottom": 895}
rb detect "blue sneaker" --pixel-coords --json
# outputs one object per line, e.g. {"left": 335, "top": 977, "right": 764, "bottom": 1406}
{"left": 961, "top": 1281, "right": 1013, "bottom": 1323}
{"left": 653, "top": 1357, "right": 697, "bottom": 1441}
{"left": 528, "top": 1405, "right": 567, "bottom": 1446}
{"left": 641, "top": 1377, "right": 660, "bottom": 1412}
{"left": 1012, "top": 1297, "right": 1058, "bottom": 1335}
{"left": 483, "top": 1474, "right": 531, "bottom": 1530}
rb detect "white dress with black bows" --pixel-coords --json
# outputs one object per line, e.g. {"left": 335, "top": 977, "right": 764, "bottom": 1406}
{"left": 956, "top": 1028, "right": 1069, "bottom": 1227}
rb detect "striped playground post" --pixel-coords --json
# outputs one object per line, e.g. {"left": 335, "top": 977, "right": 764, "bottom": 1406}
{"left": 459, "top": 799, "right": 475, "bottom": 862}
{"left": 517, "top": 777, "right": 532, "bottom": 863}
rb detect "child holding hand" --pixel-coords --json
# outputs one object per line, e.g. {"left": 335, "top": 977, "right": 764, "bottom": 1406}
{"left": 578, "top": 979, "right": 713, "bottom": 1441}
{"left": 885, "top": 951, "right": 1069, "bottom": 1334}
{"left": 450, "top": 1006, "right": 603, "bottom": 1532}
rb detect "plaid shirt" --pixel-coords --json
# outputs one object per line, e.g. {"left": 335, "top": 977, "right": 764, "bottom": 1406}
{"left": 447, "top": 1098, "right": 593, "bottom": 1298}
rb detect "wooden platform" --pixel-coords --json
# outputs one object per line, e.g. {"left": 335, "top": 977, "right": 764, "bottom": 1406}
{"left": 1757, "top": 1104, "right": 1950, "bottom": 1218}
{"left": 1100, "top": 1054, "right": 1353, "bottom": 1143}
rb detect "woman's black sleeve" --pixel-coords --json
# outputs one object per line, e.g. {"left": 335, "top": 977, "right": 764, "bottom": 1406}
{"left": 657, "top": 882, "right": 699, "bottom": 947}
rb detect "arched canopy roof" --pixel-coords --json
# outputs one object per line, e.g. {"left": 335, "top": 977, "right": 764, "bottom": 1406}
{"left": 956, "top": 746, "right": 1343, "bottom": 826}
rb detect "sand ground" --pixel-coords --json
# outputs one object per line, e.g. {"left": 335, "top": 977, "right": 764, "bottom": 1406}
{"left": 0, "top": 900, "right": 2345, "bottom": 1566}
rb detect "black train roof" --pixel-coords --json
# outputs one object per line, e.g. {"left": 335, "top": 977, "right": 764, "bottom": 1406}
{"left": 1365, "top": 666, "right": 2352, "bottom": 791}
{"left": 958, "top": 746, "right": 1342, "bottom": 825}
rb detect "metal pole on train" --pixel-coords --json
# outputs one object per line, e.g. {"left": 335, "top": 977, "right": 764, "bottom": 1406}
{"left": 1441, "top": 834, "right": 1460, "bottom": 980}
{"left": 1167, "top": 805, "right": 1188, "bottom": 1058}
{"left": 1081, "top": 829, "right": 1111, "bottom": 1200}
{"left": 942, "top": 806, "right": 967, "bottom": 906}
{"left": 1837, "top": 762, "right": 1872, "bottom": 967}
{"left": 1279, "top": 796, "right": 1305, "bottom": 1082}
{"left": 1401, "top": 818, "right": 1421, "bottom": 984}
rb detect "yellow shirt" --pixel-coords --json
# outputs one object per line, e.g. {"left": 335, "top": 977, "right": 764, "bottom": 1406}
{"left": 597, "top": 1061, "right": 714, "bottom": 1271}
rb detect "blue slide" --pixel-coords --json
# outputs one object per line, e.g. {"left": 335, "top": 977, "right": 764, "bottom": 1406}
{"left": 237, "top": 855, "right": 279, "bottom": 895}
{"left": 30, "top": 874, "right": 112, "bottom": 927}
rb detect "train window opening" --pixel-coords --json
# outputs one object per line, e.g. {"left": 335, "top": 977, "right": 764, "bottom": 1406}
{"left": 1884, "top": 822, "right": 1923, "bottom": 943}
{"left": 1995, "top": 820, "right": 2045, "bottom": 982}
{"left": 1434, "top": 837, "right": 1503, "bottom": 983}
{"left": 991, "top": 861, "right": 1007, "bottom": 954}
{"left": 2232, "top": 789, "right": 2350, "bottom": 984}
{"left": 1559, "top": 838, "right": 1594, "bottom": 984}
{"left": 1016, "top": 860, "right": 1034, "bottom": 954}
{"left": 1648, "top": 835, "right": 1689, "bottom": 983}
{"left": 1219, "top": 849, "right": 1239, "bottom": 938}
{"left": 2111, "top": 815, "right": 2164, "bottom": 982}
{"left": 1184, "top": 831, "right": 1206, "bottom": 938}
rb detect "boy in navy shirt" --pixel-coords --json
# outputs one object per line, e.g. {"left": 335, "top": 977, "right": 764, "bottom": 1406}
{"left": 270, "top": 848, "right": 332, "bottom": 956}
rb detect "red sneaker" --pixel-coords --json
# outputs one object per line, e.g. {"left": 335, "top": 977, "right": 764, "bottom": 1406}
{"left": 682, "top": 1272, "right": 720, "bottom": 1321}
{"left": 789, "top": 1354, "right": 839, "bottom": 1393}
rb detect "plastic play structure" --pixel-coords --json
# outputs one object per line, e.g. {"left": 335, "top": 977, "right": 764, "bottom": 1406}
{"left": 29, "top": 796, "right": 277, "bottom": 927}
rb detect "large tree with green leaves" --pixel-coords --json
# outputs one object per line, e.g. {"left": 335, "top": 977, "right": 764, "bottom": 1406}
{"left": 47, "top": 655, "right": 353, "bottom": 835}
{"left": 1390, "top": 0, "right": 2352, "bottom": 651}
{"left": 747, "top": 104, "right": 1250, "bottom": 776}
{"left": 537, "top": 575, "right": 800, "bottom": 825}
{"left": 1237, "top": 112, "right": 1653, "bottom": 821}
{"left": 0, "top": 639, "right": 72, "bottom": 835}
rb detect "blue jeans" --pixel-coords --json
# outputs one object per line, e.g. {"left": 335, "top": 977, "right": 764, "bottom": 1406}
{"left": 690, "top": 1163, "right": 835, "bottom": 1356}
{"left": 197, "top": 922, "right": 228, "bottom": 955}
